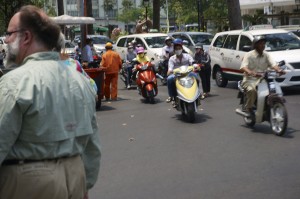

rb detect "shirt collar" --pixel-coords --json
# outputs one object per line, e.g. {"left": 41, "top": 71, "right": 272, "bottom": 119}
{"left": 22, "top": 52, "right": 60, "bottom": 65}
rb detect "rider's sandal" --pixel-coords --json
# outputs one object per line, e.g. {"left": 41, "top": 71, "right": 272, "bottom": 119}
{"left": 166, "top": 97, "right": 172, "bottom": 103}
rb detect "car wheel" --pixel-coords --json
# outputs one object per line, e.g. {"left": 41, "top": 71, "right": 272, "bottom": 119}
{"left": 215, "top": 67, "right": 228, "bottom": 87}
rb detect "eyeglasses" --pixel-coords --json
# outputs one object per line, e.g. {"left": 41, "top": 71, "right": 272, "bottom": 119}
{"left": 5, "top": 29, "right": 24, "bottom": 37}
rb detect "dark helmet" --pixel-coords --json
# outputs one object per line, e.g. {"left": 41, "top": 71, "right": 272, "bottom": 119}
{"left": 136, "top": 43, "right": 143, "bottom": 48}
{"left": 165, "top": 36, "right": 173, "bottom": 43}
{"left": 195, "top": 45, "right": 203, "bottom": 49}
{"left": 252, "top": 35, "right": 266, "bottom": 46}
{"left": 173, "top": 38, "right": 183, "bottom": 46}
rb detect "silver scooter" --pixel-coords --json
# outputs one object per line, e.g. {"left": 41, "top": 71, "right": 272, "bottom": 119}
{"left": 235, "top": 61, "right": 288, "bottom": 136}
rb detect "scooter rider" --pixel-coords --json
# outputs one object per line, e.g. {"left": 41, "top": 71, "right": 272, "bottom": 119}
{"left": 132, "top": 47, "right": 150, "bottom": 79}
{"left": 125, "top": 45, "right": 137, "bottom": 89}
{"left": 161, "top": 36, "right": 174, "bottom": 65}
{"left": 166, "top": 38, "right": 196, "bottom": 106}
{"left": 240, "top": 35, "right": 285, "bottom": 115}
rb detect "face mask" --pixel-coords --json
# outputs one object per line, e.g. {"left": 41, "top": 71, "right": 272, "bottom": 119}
{"left": 175, "top": 49, "right": 182, "bottom": 56}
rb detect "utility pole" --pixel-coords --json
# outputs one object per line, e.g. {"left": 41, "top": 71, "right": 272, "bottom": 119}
{"left": 197, "top": 0, "right": 201, "bottom": 31}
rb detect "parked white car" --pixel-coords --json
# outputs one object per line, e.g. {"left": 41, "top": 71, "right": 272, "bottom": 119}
{"left": 209, "top": 25, "right": 300, "bottom": 88}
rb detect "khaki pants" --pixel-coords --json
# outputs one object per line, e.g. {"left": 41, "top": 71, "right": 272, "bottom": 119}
{"left": 242, "top": 80, "right": 257, "bottom": 110}
{"left": 0, "top": 155, "right": 86, "bottom": 199}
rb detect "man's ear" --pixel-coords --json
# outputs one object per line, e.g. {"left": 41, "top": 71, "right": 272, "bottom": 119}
{"left": 22, "top": 30, "right": 33, "bottom": 45}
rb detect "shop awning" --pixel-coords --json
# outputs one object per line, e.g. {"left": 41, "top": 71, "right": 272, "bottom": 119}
{"left": 73, "top": 26, "right": 108, "bottom": 32}
{"left": 51, "top": 14, "right": 96, "bottom": 25}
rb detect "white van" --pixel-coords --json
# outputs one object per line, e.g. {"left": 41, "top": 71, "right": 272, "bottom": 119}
{"left": 209, "top": 25, "right": 300, "bottom": 87}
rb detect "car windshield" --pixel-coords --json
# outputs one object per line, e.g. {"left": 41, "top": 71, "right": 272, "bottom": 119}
{"left": 263, "top": 33, "right": 300, "bottom": 51}
{"left": 144, "top": 36, "right": 167, "bottom": 48}
{"left": 190, "top": 34, "right": 213, "bottom": 45}
{"left": 91, "top": 37, "right": 112, "bottom": 44}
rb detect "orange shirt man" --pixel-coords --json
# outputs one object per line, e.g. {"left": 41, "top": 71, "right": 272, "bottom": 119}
{"left": 100, "top": 42, "right": 122, "bottom": 101}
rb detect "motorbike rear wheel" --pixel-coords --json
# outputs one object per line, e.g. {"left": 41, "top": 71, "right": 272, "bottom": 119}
{"left": 270, "top": 102, "right": 288, "bottom": 136}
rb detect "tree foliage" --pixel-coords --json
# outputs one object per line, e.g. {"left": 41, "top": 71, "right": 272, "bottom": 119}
{"left": 242, "top": 10, "right": 268, "bottom": 26}
{"left": 0, "top": 0, "right": 50, "bottom": 35}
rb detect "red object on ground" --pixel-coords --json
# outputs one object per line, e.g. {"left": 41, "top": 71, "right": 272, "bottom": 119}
{"left": 84, "top": 68, "right": 105, "bottom": 109}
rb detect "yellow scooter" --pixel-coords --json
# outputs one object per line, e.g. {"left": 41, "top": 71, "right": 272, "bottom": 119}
{"left": 173, "top": 64, "right": 202, "bottom": 122}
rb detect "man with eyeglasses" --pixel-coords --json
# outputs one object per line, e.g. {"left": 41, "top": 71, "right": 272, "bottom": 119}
{"left": 0, "top": 5, "right": 101, "bottom": 199}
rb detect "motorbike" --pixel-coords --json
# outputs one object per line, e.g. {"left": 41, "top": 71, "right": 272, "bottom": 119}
{"left": 173, "top": 64, "right": 202, "bottom": 123}
{"left": 235, "top": 60, "right": 288, "bottom": 136}
{"left": 120, "top": 60, "right": 137, "bottom": 88}
{"left": 135, "top": 60, "right": 158, "bottom": 103}
{"left": 157, "top": 59, "right": 169, "bottom": 85}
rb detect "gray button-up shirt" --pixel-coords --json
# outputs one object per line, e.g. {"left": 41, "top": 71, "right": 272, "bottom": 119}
{"left": 0, "top": 52, "right": 101, "bottom": 189}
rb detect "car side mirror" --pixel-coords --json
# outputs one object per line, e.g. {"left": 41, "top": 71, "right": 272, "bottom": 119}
{"left": 241, "top": 45, "right": 252, "bottom": 52}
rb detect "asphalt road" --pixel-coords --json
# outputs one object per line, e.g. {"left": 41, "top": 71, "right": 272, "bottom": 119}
{"left": 89, "top": 79, "right": 300, "bottom": 199}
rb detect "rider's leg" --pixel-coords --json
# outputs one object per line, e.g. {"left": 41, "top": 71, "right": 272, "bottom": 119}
{"left": 167, "top": 74, "right": 176, "bottom": 102}
{"left": 242, "top": 81, "right": 257, "bottom": 112}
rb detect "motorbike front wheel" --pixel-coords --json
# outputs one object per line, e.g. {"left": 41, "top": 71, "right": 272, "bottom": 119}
{"left": 186, "top": 102, "right": 196, "bottom": 123}
{"left": 270, "top": 102, "right": 288, "bottom": 136}
{"left": 146, "top": 90, "right": 155, "bottom": 104}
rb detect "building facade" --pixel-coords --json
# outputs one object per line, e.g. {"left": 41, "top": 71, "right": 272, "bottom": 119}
{"left": 240, "top": 0, "right": 300, "bottom": 27}
{"left": 47, "top": 0, "right": 300, "bottom": 36}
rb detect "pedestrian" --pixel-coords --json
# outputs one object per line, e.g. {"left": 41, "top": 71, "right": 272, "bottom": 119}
{"left": 82, "top": 38, "right": 94, "bottom": 68}
{"left": 194, "top": 45, "right": 211, "bottom": 99}
{"left": 74, "top": 40, "right": 82, "bottom": 63}
{"left": 55, "top": 32, "right": 98, "bottom": 94}
{"left": 100, "top": 42, "right": 122, "bottom": 101}
{"left": 0, "top": 5, "right": 101, "bottom": 199}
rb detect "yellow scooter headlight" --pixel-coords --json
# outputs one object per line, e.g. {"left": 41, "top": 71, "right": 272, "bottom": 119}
{"left": 179, "top": 77, "right": 194, "bottom": 88}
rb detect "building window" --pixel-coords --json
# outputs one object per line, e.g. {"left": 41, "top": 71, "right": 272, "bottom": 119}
{"left": 107, "top": 9, "right": 117, "bottom": 18}
{"left": 92, "top": 9, "right": 99, "bottom": 18}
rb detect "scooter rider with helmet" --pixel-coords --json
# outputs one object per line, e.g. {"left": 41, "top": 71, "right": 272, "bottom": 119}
{"left": 160, "top": 37, "right": 174, "bottom": 82}
{"left": 162, "top": 36, "right": 174, "bottom": 63}
{"left": 240, "top": 35, "right": 285, "bottom": 115}
{"left": 125, "top": 44, "right": 137, "bottom": 89}
{"left": 166, "top": 38, "right": 196, "bottom": 106}
{"left": 132, "top": 46, "right": 150, "bottom": 80}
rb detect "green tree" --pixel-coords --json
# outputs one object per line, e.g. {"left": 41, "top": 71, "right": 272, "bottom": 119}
{"left": 242, "top": 10, "right": 268, "bottom": 26}
{"left": 204, "top": 0, "right": 228, "bottom": 32}
{"left": 0, "top": 0, "right": 46, "bottom": 35}
{"left": 118, "top": 0, "right": 143, "bottom": 33}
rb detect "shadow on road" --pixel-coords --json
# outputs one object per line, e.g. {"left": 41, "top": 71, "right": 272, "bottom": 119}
{"left": 242, "top": 123, "right": 298, "bottom": 138}
{"left": 282, "top": 86, "right": 300, "bottom": 96}
{"left": 173, "top": 113, "right": 212, "bottom": 124}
